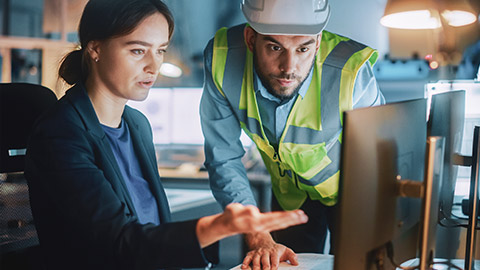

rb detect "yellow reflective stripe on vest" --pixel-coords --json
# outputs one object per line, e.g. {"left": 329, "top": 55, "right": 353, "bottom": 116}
{"left": 317, "top": 31, "right": 351, "bottom": 64}
{"left": 240, "top": 48, "right": 264, "bottom": 138}
{"left": 213, "top": 25, "right": 274, "bottom": 158}
{"left": 212, "top": 27, "right": 228, "bottom": 97}
{"left": 339, "top": 46, "right": 379, "bottom": 128}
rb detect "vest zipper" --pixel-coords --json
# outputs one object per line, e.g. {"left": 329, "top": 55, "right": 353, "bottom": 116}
{"left": 274, "top": 152, "right": 286, "bottom": 177}
{"left": 294, "top": 172, "right": 300, "bottom": 189}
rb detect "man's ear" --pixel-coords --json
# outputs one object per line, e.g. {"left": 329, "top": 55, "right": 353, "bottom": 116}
{"left": 315, "top": 32, "right": 322, "bottom": 54}
{"left": 86, "top": 40, "right": 101, "bottom": 62}
{"left": 244, "top": 26, "right": 256, "bottom": 52}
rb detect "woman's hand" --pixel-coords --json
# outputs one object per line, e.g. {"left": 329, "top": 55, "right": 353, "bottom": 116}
{"left": 196, "top": 203, "right": 308, "bottom": 248}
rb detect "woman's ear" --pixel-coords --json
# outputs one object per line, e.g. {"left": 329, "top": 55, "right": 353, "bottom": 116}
{"left": 86, "top": 40, "right": 101, "bottom": 62}
{"left": 244, "top": 26, "right": 256, "bottom": 52}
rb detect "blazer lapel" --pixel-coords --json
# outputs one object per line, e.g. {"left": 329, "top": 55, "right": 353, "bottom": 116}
{"left": 123, "top": 107, "right": 171, "bottom": 224}
{"left": 65, "top": 84, "right": 137, "bottom": 217}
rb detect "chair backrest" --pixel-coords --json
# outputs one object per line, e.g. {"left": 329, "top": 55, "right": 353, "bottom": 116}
{"left": 0, "top": 83, "right": 57, "bottom": 173}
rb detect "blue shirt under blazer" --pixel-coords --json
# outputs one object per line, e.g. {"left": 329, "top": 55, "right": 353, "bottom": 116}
{"left": 25, "top": 84, "right": 218, "bottom": 270}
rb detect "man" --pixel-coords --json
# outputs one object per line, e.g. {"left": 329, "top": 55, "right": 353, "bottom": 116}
{"left": 200, "top": 0, "right": 385, "bottom": 268}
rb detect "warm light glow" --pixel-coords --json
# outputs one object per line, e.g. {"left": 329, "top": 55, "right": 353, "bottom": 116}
{"left": 159, "top": 63, "right": 182, "bottom": 78}
{"left": 380, "top": 10, "right": 441, "bottom": 29}
{"left": 29, "top": 66, "right": 38, "bottom": 76}
{"left": 441, "top": 10, "right": 477, "bottom": 27}
{"left": 429, "top": 61, "right": 439, "bottom": 69}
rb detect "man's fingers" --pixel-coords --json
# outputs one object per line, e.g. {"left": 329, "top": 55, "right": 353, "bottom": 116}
{"left": 281, "top": 248, "right": 299, "bottom": 266}
{"left": 260, "top": 253, "right": 271, "bottom": 270}
{"left": 242, "top": 252, "right": 254, "bottom": 269}
{"left": 252, "top": 253, "right": 262, "bottom": 270}
{"left": 269, "top": 250, "right": 280, "bottom": 269}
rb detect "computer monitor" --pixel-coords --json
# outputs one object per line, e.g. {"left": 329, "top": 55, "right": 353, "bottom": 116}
{"left": 465, "top": 125, "right": 480, "bottom": 270}
{"left": 334, "top": 98, "right": 427, "bottom": 270}
{"left": 127, "top": 87, "right": 204, "bottom": 145}
{"left": 418, "top": 136, "right": 445, "bottom": 270}
{"left": 427, "top": 90, "right": 466, "bottom": 221}
{"left": 427, "top": 91, "right": 480, "bottom": 270}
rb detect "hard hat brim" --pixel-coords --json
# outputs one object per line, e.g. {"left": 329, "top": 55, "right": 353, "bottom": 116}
{"left": 248, "top": 21, "right": 327, "bottom": 36}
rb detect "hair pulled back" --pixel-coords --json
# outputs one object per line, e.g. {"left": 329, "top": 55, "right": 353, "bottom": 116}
{"left": 59, "top": 0, "right": 174, "bottom": 85}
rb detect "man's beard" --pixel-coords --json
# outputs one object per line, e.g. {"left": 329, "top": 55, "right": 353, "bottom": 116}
{"left": 253, "top": 51, "right": 315, "bottom": 101}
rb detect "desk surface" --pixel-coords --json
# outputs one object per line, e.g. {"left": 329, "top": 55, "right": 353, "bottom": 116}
{"left": 230, "top": 254, "right": 480, "bottom": 270}
{"left": 402, "top": 258, "right": 480, "bottom": 269}
{"left": 164, "top": 188, "right": 216, "bottom": 213}
{"left": 230, "top": 254, "right": 334, "bottom": 270}
{"left": 159, "top": 167, "right": 270, "bottom": 183}
{"left": 159, "top": 167, "right": 209, "bottom": 179}
{"left": 160, "top": 168, "right": 272, "bottom": 213}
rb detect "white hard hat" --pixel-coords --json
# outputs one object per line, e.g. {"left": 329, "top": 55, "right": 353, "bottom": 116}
{"left": 241, "top": 0, "right": 331, "bottom": 35}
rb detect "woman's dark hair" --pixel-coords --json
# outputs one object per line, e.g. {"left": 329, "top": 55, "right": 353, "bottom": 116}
{"left": 59, "top": 0, "right": 174, "bottom": 85}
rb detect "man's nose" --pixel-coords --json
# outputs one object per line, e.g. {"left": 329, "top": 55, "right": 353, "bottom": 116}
{"left": 279, "top": 51, "right": 296, "bottom": 74}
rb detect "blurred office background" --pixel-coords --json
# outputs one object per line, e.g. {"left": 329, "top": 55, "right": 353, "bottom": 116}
{"left": 2, "top": 0, "right": 478, "bottom": 93}
{"left": 1, "top": 0, "right": 480, "bottom": 269}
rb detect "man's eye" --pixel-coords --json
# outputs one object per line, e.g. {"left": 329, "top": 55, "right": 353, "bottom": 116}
{"left": 299, "top": 47, "right": 309, "bottom": 53}
{"left": 131, "top": 49, "right": 145, "bottom": 55}
{"left": 270, "top": 45, "right": 281, "bottom": 51}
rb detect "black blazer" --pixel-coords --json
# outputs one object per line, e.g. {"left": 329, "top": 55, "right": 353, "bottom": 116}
{"left": 25, "top": 84, "right": 218, "bottom": 270}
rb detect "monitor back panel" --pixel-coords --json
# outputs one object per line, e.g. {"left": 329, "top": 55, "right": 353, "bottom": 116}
{"left": 334, "top": 98, "right": 427, "bottom": 270}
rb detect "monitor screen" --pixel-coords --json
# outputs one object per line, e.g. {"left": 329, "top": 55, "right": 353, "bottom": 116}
{"left": 425, "top": 81, "right": 480, "bottom": 198}
{"left": 127, "top": 88, "right": 173, "bottom": 144}
{"left": 427, "top": 90, "right": 465, "bottom": 220}
{"left": 127, "top": 87, "right": 253, "bottom": 146}
{"left": 127, "top": 87, "right": 204, "bottom": 145}
{"left": 334, "top": 98, "right": 427, "bottom": 270}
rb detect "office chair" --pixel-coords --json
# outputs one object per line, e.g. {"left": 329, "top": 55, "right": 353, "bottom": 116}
{"left": 0, "top": 83, "right": 57, "bottom": 270}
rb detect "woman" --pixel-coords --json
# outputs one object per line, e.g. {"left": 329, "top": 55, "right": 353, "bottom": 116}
{"left": 24, "top": 0, "right": 307, "bottom": 269}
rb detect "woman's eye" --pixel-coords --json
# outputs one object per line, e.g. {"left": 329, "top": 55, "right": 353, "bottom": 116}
{"left": 157, "top": 49, "right": 166, "bottom": 55}
{"left": 131, "top": 49, "right": 145, "bottom": 55}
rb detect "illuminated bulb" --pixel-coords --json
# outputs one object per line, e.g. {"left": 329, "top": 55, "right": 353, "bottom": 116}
{"left": 29, "top": 66, "right": 38, "bottom": 76}
{"left": 380, "top": 10, "right": 441, "bottom": 29}
{"left": 429, "top": 61, "right": 439, "bottom": 69}
{"left": 159, "top": 63, "right": 182, "bottom": 78}
{"left": 441, "top": 10, "right": 477, "bottom": 27}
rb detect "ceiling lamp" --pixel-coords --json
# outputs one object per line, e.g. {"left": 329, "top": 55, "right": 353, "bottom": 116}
{"left": 439, "top": 0, "right": 477, "bottom": 27}
{"left": 381, "top": 10, "right": 441, "bottom": 29}
{"left": 159, "top": 63, "right": 182, "bottom": 78}
{"left": 381, "top": 0, "right": 441, "bottom": 29}
{"left": 441, "top": 10, "right": 477, "bottom": 26}
{"left": 381, "top": 0, "right": 477, "bottom": 29}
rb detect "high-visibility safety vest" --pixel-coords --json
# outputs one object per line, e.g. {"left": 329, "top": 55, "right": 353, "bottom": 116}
{"left": 210, "top": 24, "right": 378, "bottom": 210}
